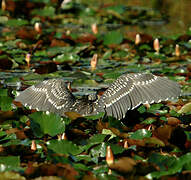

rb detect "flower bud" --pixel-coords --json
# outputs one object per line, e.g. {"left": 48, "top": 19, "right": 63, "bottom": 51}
{"left": 91, "top": 23, "right": 98, "bottom": 34}
{"left": 153, "top": 38, "right": 160, "bottom": 53}
{"left": 90, "top": 54, "right": 98, "bottom": 71}
{"left": 175, "top": 44, "right": 180, "bottom": 57}
{"left": 135, "top": 34, "right": 141, "bottom": 45}
{"left": 106, "top": 146, "right": 114, "bottom": 166}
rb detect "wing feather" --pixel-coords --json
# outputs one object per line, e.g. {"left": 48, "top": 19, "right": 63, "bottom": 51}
{"left": 97, "top": 73, "right": 180, "bottom": 119}
{"left": 15, "top": 79, "right": 76, "bottom": 116}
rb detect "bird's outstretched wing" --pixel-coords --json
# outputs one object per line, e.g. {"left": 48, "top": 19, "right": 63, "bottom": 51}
{"left": 97, "top": 73, "right": 181, "bottom": 120}
{"left": 15, "top": 79, "right": 76, "bottom": 116}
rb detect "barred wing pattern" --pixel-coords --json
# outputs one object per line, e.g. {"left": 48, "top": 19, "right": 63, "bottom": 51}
{"left": 97, "top": 73, "right": 180, "bottom": 120}
{"left": 15, "top": 79, "right": 76, "bottom": 116}
{"left": 15, "top": 73, "right": 180, "bottom": 120}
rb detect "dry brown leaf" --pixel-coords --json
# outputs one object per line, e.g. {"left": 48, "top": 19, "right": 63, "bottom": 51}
{"left": 153, "top": 125, "right": 173, "bottom": 144}
{"left": 50, "top": 39, "right": 70, "bottom": 47}
{"left": 167, "top": 117, "right": 180, "bottom": 126}
{"left": 109, "top": 157, "right": 136, "bottom": 173}
{"left": 64, "top": 111, "right": 83, "bottom": 120}
{"left": 127, "top": 139, "right": 145, "bottom": 147}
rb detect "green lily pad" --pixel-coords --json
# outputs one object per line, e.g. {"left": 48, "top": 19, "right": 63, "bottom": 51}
{"left": 106, "top": 5, "right": 126, "bottom": 14}
{"left": 0, "top": 89, "right": 13, "bottom": 111}
{"left": 129, "top": 129, "right": 152, "bottom": 140}
{"left": 137, "top": 105, "right": 146, "bottom": 114}
{"left": 103, "top": 31, "right": 123, "bottom": 45}
{"left": 146, "top": 152, "right": 191, "bottom": 179}
{"left": 31, "top": 6, "right": 55, "bottom": 17}
{"left": 141, "top": 118, "right": 156, "bottom": 124}
{"left": 0, "top": 156, "right": 21, "bottom": 172}
{"left": 53, "top": 53, "right": 80, "bottom": 63}
{"left": 85, "top": 112, "right": 105, "bottom": 120}
{"left": 90, "top": 142, "right": 124, "bottom": 159}
{"left": 6, "top": 19, "right": 28, "bottom": 27}
{"left": 83, "top": 134, "right": 108, "bottom": 151}
{"left": 47, "top": 139, "right": 83, "bottom": 155}
{"left": 29, "top": 112, "right": 65, "bottom": 138}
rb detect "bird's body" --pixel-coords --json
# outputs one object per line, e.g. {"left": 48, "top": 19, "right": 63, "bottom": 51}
{"left": 15, "top": 73, "right": 181, "bottom": 120}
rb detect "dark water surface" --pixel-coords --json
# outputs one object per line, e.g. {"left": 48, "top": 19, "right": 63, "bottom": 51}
{"left": 85, "top": 0, "right": 191, "bottom": 36}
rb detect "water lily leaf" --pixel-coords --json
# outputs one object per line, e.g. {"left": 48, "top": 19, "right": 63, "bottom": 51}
{"left": 0, "top": 156, "right": 22, "bottom": 172}
{"left": 103, "top": 31, "right": 123, "bottom": 45}
{"left": 0, "top": 133, "right": 18, "bottom": 146}
{"left": 146, "top": 52, "right": 166, "bottom": 60}
{"left": 83, "top": 134, "right": 108, "bottom": 151}
{"left": 178, "top": 102, "right": 191, "bottom": 114}
{"left": 148, "top": 103, "right": 163, "bottom": 111}
{"left": 0, "top": 89, "right": 8, "bottom": 96}
{"left": 34, "top": 50, "right": 47, "bottom": 57}
{"left": 6, "top": 19, "right": 28, "bottom": 27}
{"left": 74, "top": 155, "right": 92, "bottom": 162}
{"left": 137, "top": 105, "right": 146, "bottom": 113}
{"left": 32, "top": 6, "right": 55, "bottom": 17}
{"left": 88, "top": 134, "right": 107, "bottom": 144}
{"left": 102, "top": 129, "right": 117, "bottom": 140}
{"left": 102, "top": 50, "right": 112, "bottom": 59}
{"left": 53, "top": 53, "right": 80, "bottom": 63}
{"left": 170, "top": 109, "right": 180, "bottom": 117}
{"left": 145, "top": 137, "right": 165, "bottom": 147}
{"left": 106, "top": 5, "right": 126, "bottom": 14}
{"left": 146, "top": 152, "right": 191, "bottom": 179}
{"left": 160, "top": 116, "right": 167, "bottom": 121}
{"left": 47, "top": 139, "right": 83, "bottom": 155}
{"left": 148, "top": 153, "right": 178, "bottom": 171}
{"left": 0, "top": 89, "right": 13, "bottom": 111}
{"left": 90, "top": 142, "right": 124, "bottom": 159}
{"left": 103, "top": 72, "right": 121, "bottom": 79}
{"left": 182, "top": 153, "right": 191, "bottom": 170}
{"left": 85, "top": 112, "right": 105, "bottom": 120}
{"left": 89, "top": 142, "right": 105, "bottom": 160}
{"left": 141, "top": 118, "right": 156, "bottom": 124}
{"left": 139, "top": 44, "right": 152, "bottom": 50}
{"left": 29, "top": 112, "right": 65, "bottom": 138}
{"left": 129, "top": 129, "right": 152, "bottom": 140}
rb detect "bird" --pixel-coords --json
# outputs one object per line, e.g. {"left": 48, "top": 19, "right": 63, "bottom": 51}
{"left": 15, "top": 73, "right": 181, "bottom": 120}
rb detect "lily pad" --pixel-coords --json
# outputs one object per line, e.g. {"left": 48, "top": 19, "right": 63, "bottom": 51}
{"left": 47, "top": 139, "right": 83, "bottom": 155}
{"left": 29, "top": 112, "right": 65, "bottom": 138}
{"left": 0, "top": 89, "right": 13, "bottom": 111}
{"left": 0, "top": 156, "right": 22, "bottom": 172}
{"left": 129, "top": 129, "right": 152, "bottom": 140}
{"left": 178, "top": 102, "right": 191, "bottom": 114}
{"left": 103, "top": 31, "right": 123, "bottom": 45}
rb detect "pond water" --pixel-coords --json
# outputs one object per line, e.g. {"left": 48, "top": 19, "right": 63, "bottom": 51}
{"left": 84, "top": 0, "right": 191, "bottom": 36}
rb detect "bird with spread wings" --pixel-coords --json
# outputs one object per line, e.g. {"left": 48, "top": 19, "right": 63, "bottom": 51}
{"left": 15, "top": 73, "right": 180, "bottom": 120}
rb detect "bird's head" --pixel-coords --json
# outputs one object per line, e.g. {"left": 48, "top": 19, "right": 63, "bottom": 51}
{"left": 88, "top": 93, "right": 98, "bottom": 102}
